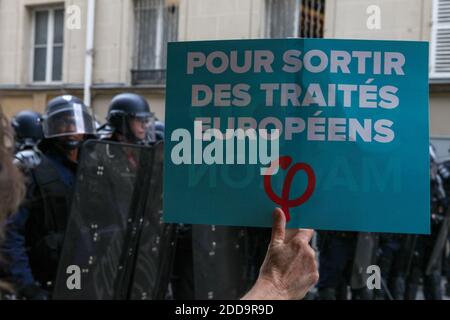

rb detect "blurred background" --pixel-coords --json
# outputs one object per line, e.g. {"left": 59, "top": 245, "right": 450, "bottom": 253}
{"left": 0, "top": 1, "right": 443, "bottom": 143}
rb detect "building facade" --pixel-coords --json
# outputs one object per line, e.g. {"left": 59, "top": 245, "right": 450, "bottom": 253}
{"left": 0, "top": 0, "right": 174, "bottom": 121}
{"left": 0, "top": 0, "right": 325, "bottom": 121}
{"left": 0, "top": 0, "right": 446, "bottom": 148}
{"left": 325, "top": 0, "right": 450, "bottom": 157}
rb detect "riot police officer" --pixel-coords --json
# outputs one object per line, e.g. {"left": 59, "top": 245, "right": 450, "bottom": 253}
{"left": 11, "top": 110, "right": 44, "bottom": 152}
{"left": 375, "top": 233, "right": 407, "bottom": 300}
{"left": 438, "top": 160, "right": 450, "bottom": 297}
{"left": 435, "top": 156, "right": 450, "bottom": 298}
{"left": 398, "top": 144, "right": 447, "bottom": 300}
{"left": 11, "top": 111, "right": 44, "bottom": 171}
{"left": 105, "top": 93, "right": 156, "bottom": 145}
{"left": 154, "top": 120, "right": 165, "bottom": 142}
{"left": 403, "top": 144, "right": 447, "bottom": 300}
{"left": 106, "top": 94, "right": 252, "bottom": 299}
{"left": 316, "top": 231, "right": 359, "bottom": 299}
{"left": 97, "top": 93, "right": 175, "bottom": 299}
{"left": 1, "top": 95, "right": 96, "bottom": 299}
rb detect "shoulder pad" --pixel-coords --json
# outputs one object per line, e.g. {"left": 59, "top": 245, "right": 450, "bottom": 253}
{"left": 13, "top": 149, "right": 42, "bottom": 170}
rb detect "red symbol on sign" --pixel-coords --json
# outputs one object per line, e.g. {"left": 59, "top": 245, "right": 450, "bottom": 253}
{"left": 263, "top": 156, "right": 316, "bottom": 222}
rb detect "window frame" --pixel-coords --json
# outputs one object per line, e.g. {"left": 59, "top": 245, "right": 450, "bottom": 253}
{"left": 30, "top": 6, "right": 65, "bottom": 85}
{"left": 430, "top": 0, "right": 450, "bottom": 79}
{"left": 264, "top": 0, "right": 325, "bottom": 39}
{"left": 132, "top": 0, "right": 179, "bottom": 85}
{"left": 264, "top": 0, "right": 301, "bottom": 39}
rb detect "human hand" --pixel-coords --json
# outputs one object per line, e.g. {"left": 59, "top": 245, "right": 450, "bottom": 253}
{"left": 242, "top": 208, "right": 319, "bottom": 300}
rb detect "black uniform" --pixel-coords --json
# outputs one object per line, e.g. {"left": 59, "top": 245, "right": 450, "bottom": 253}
{"left": 316, "top": 231, "right": 359, "bottom": 299}
{"left": 2, "top": 147, "right": 76, "bottom": 297}
{"left": 1, "top": 96, "right": 95, "bottom": 299}
{"left": 403, "top": 146, "right": 447, "bottom": 300}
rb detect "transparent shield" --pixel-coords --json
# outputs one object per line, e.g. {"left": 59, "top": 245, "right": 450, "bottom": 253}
{"left": 191, "top": 225, "right": 251, "bottom": 300}
{"left": 350, "top": 233, "right": 379, "bottom": 290}
{"left": 53, "top": 140, "right": 173, "bottom": 299}
{"left": 129, "top": 143, "right": 178, "bottom": 300}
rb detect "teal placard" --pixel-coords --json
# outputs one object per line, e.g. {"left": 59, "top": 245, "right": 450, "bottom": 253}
{"left": 163, "top": 38, "right": 430, "bottom": 234}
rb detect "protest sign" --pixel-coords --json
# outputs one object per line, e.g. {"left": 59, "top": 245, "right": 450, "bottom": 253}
{"left": 163, "top": 38, "right": 429, "bottom": 234}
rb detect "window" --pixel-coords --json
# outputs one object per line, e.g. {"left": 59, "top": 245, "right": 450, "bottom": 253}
{"left": 132, "top": 0, "right": 179, "bottom": 85}
{"left": 32, "top": 7, "right": 64, "bottom": 83}
{"left": 265, "top": 0, "right": 301, "bottom": 38}
{"left": 265, "top": 0, "right": 325, "bottom": 39}
{"left": 431, "top": 0, "right": 450, "bottom": 79}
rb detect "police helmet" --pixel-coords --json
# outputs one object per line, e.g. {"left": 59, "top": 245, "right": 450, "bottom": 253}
{"left": 43, "top": 95, "right": 96, "bottom": 139}
{"left": 154, "top": 120, "right": 165, "bottom": 142}
{"left": 11, "top": 110, "right": 44, "bottom": 149}
{"left": 106, "top": 93, "right": 155, "bottom": 143}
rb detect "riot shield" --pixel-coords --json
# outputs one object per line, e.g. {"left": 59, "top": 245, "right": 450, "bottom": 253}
{"left": 397, "top": 234, "right": 418, "bottom": 278}
{"left": 350, "top": 232, "right": 379, "bottom": 290}
{"left": 53, "top": 141, "right": 174, "bottom": 299}
{"left": 425, "top": 215, "right": 449, "bottom": 275}
{"left": 128, "top": 143, "right": 177, "bottom": 300}
{"left": 191, "top": 225, "right": 251, "bottom": 300}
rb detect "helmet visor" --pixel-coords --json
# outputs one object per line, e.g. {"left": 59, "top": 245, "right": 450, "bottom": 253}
{"left": 43, "top": 104, "right": 96, "bottom": 138}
